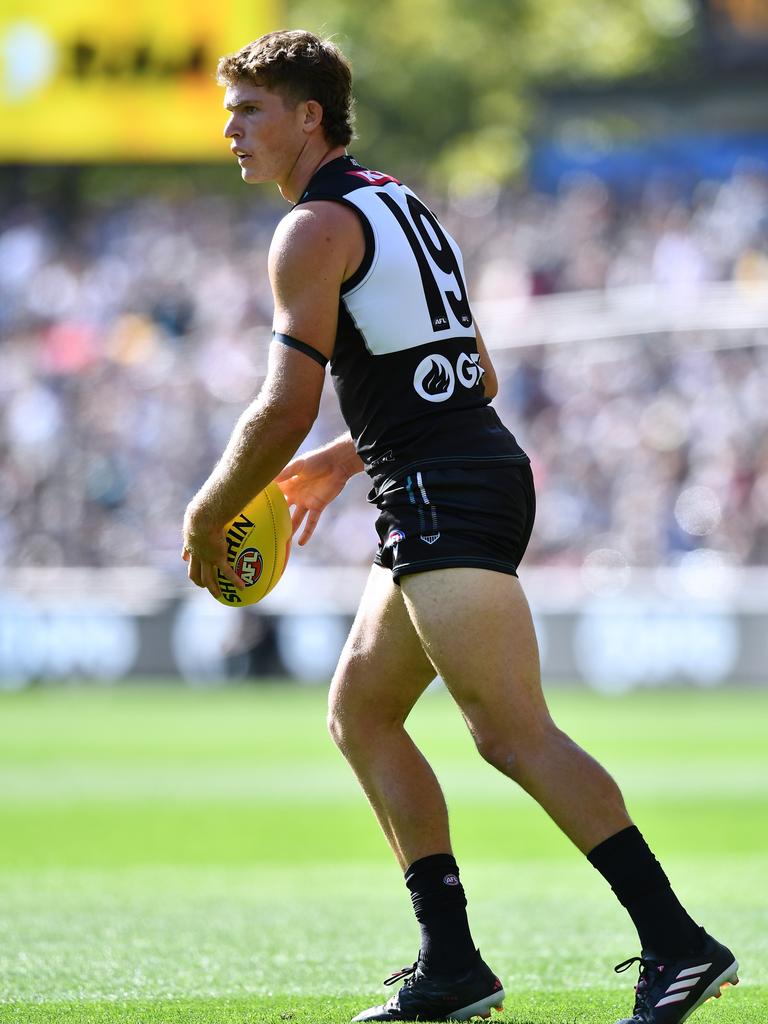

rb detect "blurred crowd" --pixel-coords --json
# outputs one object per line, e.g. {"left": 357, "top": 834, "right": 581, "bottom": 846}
{"left": 2, "top": 165, "right": 768, "bottom": 575}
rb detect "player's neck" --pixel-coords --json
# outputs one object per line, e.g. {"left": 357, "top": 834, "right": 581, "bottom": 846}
{"left": 278, "top": 141, "right": 347, "bottom": 204}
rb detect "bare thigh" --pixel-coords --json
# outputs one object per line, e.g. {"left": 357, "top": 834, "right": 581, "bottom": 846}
{"left": 399, "top": 568, "right": 552, "bottom": 758}
{"left": 395, "top": 568, "right": 632, "bottom": 852}
{"left": 329, "top": 564, "right": 437, "bottom": 730}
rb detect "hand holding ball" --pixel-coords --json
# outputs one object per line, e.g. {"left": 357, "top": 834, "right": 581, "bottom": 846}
{"left": 215, "top": 482, "right": 292, "bottom": 607}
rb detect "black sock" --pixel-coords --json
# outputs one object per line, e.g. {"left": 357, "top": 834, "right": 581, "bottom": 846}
{"left": 405, "top": 853, "right": 477, "bottom": 977}
{"left": 587, "top": 825, "right": 705, "bottom": 958}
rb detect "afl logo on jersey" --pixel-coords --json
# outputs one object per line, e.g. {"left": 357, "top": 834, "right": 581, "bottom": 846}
{"left": 413, "top": 354, "right": 455, "bottom": 403}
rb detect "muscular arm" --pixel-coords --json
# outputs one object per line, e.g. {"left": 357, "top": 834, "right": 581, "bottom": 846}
{"left": 184, "top": 343, "right": 321, "bottom": 530}
{"left": 183, "top": 200, "right": 361, "bottom": 598}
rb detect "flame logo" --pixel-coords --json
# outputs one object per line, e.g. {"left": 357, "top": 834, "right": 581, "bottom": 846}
{"left": 422, "top": 359, "right": 450, "bottom": 395}
{"left": 413, "top": 354, "right": 455, "bottom": 403}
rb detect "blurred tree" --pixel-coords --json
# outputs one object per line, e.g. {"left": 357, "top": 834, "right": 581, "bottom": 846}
{"left": 286, "top": 0, "right": 696, "bottom": 190}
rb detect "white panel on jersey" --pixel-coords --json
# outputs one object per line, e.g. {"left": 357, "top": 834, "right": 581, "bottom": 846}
{"left": 342, "top": 182, "right": 476, "bottom": 356}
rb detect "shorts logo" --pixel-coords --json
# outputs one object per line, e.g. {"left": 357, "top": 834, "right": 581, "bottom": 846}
{"left": 443, "top": 873, "right": 460, "bottom": 886}
{"left": 235, "top": 547, "right": 263, "bottom": 586}
{"left": 385, "top": 529, "right": 406, "bottom": 549}
{"left": 413, "top": 354, "right": 455, "bottom": 402}
{"left": 371, "top": 449, "right": 395, "bottom": 468}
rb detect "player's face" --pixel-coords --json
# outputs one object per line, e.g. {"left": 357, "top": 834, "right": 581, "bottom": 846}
{"left": 223, "top": 81, "right": 306, "bottom": 185}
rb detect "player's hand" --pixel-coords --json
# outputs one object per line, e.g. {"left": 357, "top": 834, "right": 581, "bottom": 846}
{"left": 182, "top": 507, "right": 244, "bottom": 600}
{"left": 275, "top": 448, "right": 351, "bottom": 546}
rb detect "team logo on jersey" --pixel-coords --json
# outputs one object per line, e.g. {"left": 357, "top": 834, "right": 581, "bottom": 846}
{"left": 347, "top": 169, "right": 401, "bottom": 186}
{"left": 456, "top": 352, "right": 485, "bottom": 389}
{"left": 413, "top": 354, "right": 455, "bottom": 402}
{"left": 235, "top": 548, "right": 263, "bottom": 586}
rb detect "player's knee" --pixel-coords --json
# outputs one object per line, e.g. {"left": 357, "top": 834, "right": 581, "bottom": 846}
{"left": 475, "top": 734, "right": 524, "bottom": 779}
{"left": 326, "top": 705, "right": 346, "bottom": 750}
{"left": 328, "top": 660, "right": 408, "bottom": 757}
{"left": 327, "top": 661, "right": 369, "bottom": 754}
{"left": 327, "top": 701, "right": 393, "bottom": 759}
{"left": 473, "top": 722, "right": 561, "bottom": 781}
{"left": 327, "top": 686, "right": 354, "bottom": 753}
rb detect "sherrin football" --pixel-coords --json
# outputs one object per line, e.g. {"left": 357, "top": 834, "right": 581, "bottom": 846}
{"left": 214, "top": 482, "right": 292, "bottom": 607}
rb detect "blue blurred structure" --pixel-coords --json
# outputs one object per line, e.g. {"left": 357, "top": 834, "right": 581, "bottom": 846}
{"left": 531, "top": 133, "right": 768, "bottom": 195}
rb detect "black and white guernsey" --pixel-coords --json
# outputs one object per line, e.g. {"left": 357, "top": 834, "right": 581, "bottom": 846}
{"left": 294, "top": 155, "right": 528, "bottom": 492}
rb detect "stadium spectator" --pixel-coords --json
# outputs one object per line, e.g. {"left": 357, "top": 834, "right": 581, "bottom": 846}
{"left": 2, "top": 168, "right": 767, "bottom": 573}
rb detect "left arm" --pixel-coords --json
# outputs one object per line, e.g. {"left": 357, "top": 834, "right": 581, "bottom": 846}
{"left": 475, "top": 322, "right": 499, "bottom": 399}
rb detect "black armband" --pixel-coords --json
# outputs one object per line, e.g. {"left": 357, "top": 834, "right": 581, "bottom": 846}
{"left": 272, "top": 332, "right": 329, "bottom": 368}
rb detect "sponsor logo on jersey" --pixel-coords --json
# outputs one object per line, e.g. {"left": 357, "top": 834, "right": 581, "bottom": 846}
{"left": 413, "top": 354, "right": 455, "bottom": 402}
{"left": 456, "top": 351, "right": 485, "bottom": 388}
{"left": 413, "top": 350, "right": 485, "bottom": 403}
{"left": 347, "top": 169, "right": 401, "bottom": 186}
{"left": 235, "top": 547, "right": 263, "bottom": 587}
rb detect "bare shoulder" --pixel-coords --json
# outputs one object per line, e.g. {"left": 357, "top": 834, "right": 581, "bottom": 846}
{"left": 269, "top": 201, "right": 364, "bottom": 285}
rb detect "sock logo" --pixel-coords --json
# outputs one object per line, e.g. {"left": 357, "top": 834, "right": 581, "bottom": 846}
{"left": 443, "top": 873, "right": 460, "bottom": 886}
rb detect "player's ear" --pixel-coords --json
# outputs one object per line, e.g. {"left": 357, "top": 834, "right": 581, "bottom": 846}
{"left": 303, "top": 99, "right": 324, "bottom": 134}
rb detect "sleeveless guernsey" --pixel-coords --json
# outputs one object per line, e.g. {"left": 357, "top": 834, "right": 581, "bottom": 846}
{"left": 294, "top": 155, "right": 528, "bottom": 491}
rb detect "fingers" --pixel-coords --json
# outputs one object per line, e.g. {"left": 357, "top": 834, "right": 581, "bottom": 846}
{"left": 187, "top": 553, "right": 203, "bottom": 588}
{"left": 290, "top": 505, "right": 308, "bottom": 535}
{"left": 201, "top": 560, "right": 222, "bottom": 601}
{"left": 275, "top": 459, "right": 304, "bottom": 483}
{"left": 181, "top": 547, "right": 190, "bottom": 562}
{"left": 186, "top": 551, "right": 243, "bottom": 600}
{"left": 286, "top": 502, "right": 323, "bottom": 545}
{"left": 218, "top": 559, "right": 245, "bottom": 590}
{"left": 298, "top": 508, "right": 321, "bottom": 546}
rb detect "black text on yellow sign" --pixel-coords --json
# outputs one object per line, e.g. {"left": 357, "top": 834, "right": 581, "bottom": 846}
{"left": 0, "top": 0, "right": 281, "bottom": 161}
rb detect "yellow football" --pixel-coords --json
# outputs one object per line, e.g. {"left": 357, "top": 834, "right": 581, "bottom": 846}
{"left": 214, "top": 482, "right": 292, "bottom": 607}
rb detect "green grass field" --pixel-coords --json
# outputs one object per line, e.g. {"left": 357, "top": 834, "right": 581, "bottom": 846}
{"left": 0, "top": 683, "right": 766, "bottom": 1023}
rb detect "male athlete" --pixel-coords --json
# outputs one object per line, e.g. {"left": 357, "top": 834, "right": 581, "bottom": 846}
{"left": 181, "top": 30, "right": 738, "bottom": 1024}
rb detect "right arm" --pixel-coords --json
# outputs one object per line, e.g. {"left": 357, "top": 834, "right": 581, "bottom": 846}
{"left": 271, "top": 199, "right": 366, "bottom": 546}
{"left": 182, "top": 198, "right": 360, "bottom": 592}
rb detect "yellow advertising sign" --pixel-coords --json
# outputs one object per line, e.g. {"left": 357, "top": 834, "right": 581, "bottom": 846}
{"left": 0, "top": 1, "right": 281, "bottom": 161}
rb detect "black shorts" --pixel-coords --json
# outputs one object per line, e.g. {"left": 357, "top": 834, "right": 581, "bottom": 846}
{"left": 373, "top": 460, "right": 535, "bottom": 583}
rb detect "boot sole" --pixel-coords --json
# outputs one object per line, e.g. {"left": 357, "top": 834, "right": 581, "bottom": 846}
{"left": 679, "top": 959, "right": 739, "bottom": 1023}
{"left": 446, "top": 987, "right": 506, "bottom": 1021}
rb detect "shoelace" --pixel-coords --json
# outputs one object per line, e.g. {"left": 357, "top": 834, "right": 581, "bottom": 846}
{"left": 614, "top": 956, "right": 664, "bottom": 1016}
{"left": 384, "top": 963, "right": 417, "bottom": 987}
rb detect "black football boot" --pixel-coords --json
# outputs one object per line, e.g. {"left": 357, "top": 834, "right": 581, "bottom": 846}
{"left": 352, "top": 951, "right": 504, "bottom": 1022}
{"left": 614, "top": 932, "right": 738, "bottom": 1024}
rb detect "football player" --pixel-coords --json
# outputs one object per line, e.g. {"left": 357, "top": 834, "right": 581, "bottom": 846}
{"left": 182, "top": 30, "right": 738, "bottom": 1024}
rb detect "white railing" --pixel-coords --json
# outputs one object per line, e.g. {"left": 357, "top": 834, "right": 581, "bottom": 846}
{"left": 475, "top": 281, "right": 768, "bottom": 350}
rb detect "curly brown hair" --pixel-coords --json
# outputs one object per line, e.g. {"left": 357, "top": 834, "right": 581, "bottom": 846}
{"left": 217, "top": 30, "right": 354, "bottom": 147}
